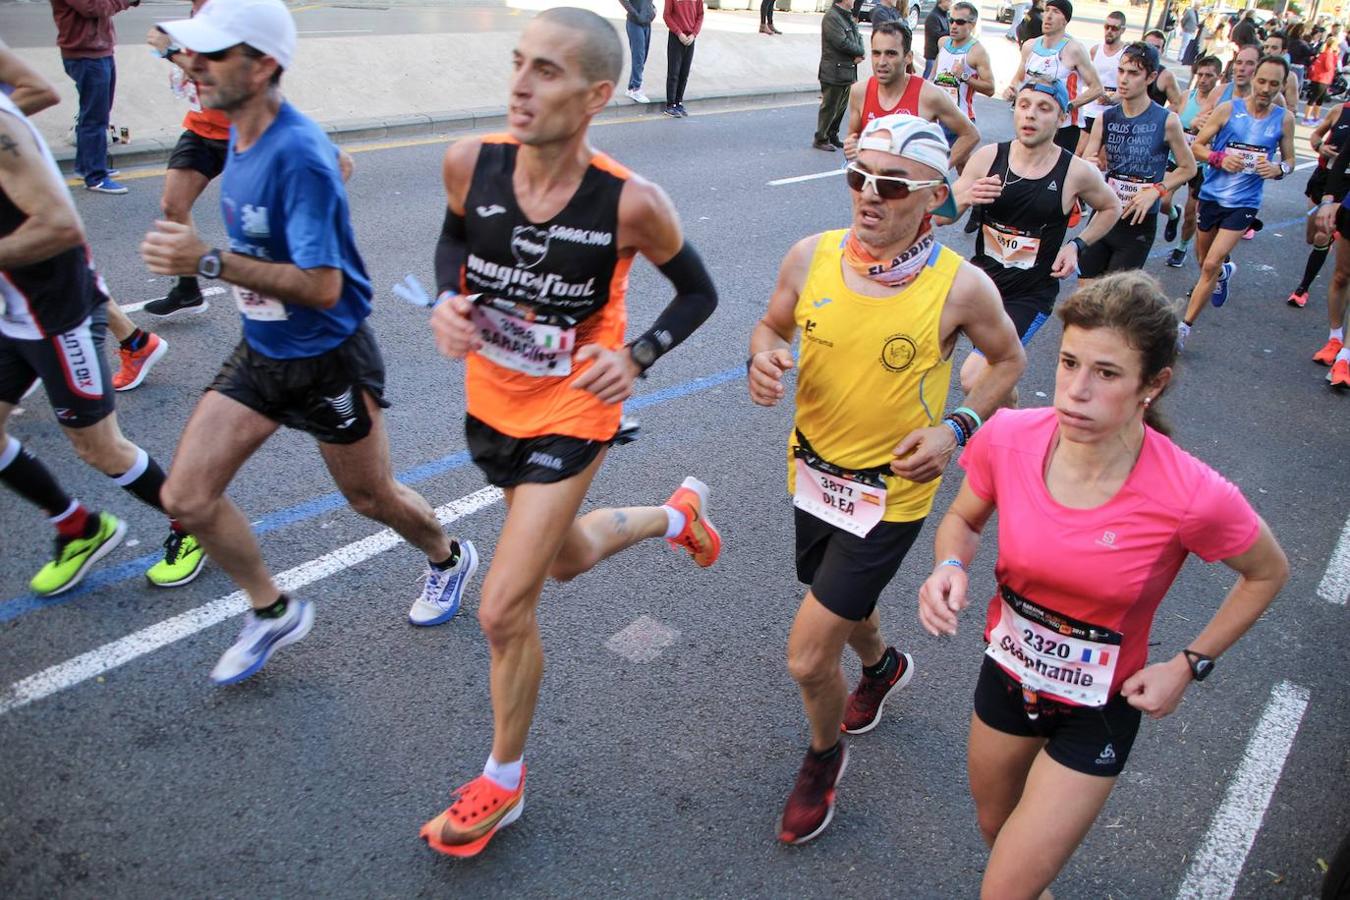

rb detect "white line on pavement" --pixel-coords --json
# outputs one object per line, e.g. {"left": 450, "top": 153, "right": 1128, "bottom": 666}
{"left": 119, "top": 286, "right": 225, "bottom": 315}
{"left": 0, "top": 486, "right": 502, "bottom": 716}
{"left": 768, "top": 169, "right": 845, "bottom": 186}
{"left": 1173, "top": 680, "right": 1311, "bottom": 900}
{"left": 605, "top": 615, "right": 679, "bottom": 663}
{"left": 1295, "top": 160, "right": 1319, "bottom": 171}
{"left": 1317, "top": 513, "right": 1350, "bottom": 604}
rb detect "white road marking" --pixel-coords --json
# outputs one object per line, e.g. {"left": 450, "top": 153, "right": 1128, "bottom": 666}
{"left": 1295, "top": 160, "right": 1318, "bottom": 171}
{"left": 768, "top": 169, "right": 845, "bottom": 186}
{"left": 1174, "top": 680, "right": 1311, "bottom": 900}
{"left": 0, "top": 487, "right": 502, "bottom": 716}
{"left": 605, "top": 615, "right": 678, "bottom": 663}
{"left": 1317, "top": 512, "right": 1350, "bottom": 604}
{"left": 118, "top": 286, "right": 225, "bottom": 315}
{"left": 298, "top": 29, "right": 373, "bottom": 34}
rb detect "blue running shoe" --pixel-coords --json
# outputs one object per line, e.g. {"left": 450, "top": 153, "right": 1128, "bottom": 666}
{"left": 1211, "top": 261, "right": 1236, "bottom": 308}
{"left": 408, "top": 539, "right": 479, "bottom": 626}
{"left": 211, "top": 598, "right": 315, "bottom": 685}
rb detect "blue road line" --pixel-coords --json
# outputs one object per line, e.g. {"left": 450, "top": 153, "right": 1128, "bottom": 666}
{"left": 0, "top": 366, "right": 745, "bottom": 623}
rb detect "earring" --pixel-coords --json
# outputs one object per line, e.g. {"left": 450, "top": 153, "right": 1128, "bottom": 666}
{"left": 1143, "top": 396, "right": 1153, "bottom": 407}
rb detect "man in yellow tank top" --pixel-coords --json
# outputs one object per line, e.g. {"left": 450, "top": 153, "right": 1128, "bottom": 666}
{"left": 748, "top": 115, "right": 1026, "bottom": 845}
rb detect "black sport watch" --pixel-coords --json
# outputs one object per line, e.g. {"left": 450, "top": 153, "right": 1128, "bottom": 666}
{"left": 628, "top": 336, "right": 660, "bottom": 372}
{"left": 197, "top": 248, "right": 223, "bottom": 279}
{"left": 1182, "top": 649, "right": 1214, "bottom": 682}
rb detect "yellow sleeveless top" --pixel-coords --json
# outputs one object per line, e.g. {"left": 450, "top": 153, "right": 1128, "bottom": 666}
{"left": 787, "top": 229, "right": 959, "bottom": 523}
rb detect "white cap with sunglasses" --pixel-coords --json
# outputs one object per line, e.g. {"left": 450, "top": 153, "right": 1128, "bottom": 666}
{"left": 157, "top": 0, "right": 297, "bottom": 70}
{"left": 854, "top": 114, "right": 959, "bottom": 219}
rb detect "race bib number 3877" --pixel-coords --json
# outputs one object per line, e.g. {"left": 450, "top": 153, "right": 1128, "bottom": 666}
{"left": 985, "top": 586, "right": 1123, "bottom": 707}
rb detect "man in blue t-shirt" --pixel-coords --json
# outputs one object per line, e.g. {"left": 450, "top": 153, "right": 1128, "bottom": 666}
{"left": 139, "top": 0, "right": 477, "bottom": 686}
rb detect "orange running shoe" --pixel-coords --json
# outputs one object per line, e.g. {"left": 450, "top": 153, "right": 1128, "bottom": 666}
{"left": 1314, "top": 337, "right": 1345, "bottom": 366}
{"left": 664, "top": 476, "right": 721, "bottom": 568}
{"left": 1332, "top": 359, "right": 1350, "bottom": 389}
{"left": 420, "top": 771, "right": 526, "bottom": 858}
{"left": 113, "top": 332, "right": 168, "bottom": 391}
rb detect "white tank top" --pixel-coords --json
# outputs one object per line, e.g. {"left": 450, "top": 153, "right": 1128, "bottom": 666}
{"left": 934, "top": 38, "right": 977, "bottom": 119}
{"left": 1082, "top": 41, "right": 1123, "bottom": 120}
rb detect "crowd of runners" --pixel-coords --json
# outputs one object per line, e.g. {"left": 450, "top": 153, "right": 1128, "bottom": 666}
{"left": 5, "top": 0, "right": 1330, "bottom": 893}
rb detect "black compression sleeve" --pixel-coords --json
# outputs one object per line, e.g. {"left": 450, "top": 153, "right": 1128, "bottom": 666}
{"left": 630, "top": 243, "right": 718, "bottom": 369}
{"left": 434, "top": 207, "right": 468, "bottom": 296}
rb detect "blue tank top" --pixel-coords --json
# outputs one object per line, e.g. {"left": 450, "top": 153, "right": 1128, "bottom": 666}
{"left": 1200, "top": 98, "right": 1286, "bottom": 209}
{"left": 1102, "top": 101, "right": 1172, "bottom": 214}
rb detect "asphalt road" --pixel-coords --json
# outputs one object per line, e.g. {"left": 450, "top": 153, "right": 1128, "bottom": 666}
{"left": 1, "top": 94, "right": 1347, "bottom": 898}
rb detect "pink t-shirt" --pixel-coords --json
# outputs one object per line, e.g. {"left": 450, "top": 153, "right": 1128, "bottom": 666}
{"left": 959, "top": 408, "right": 1260, "bottom": 702}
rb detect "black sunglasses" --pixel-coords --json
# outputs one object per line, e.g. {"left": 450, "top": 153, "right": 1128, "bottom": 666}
{"left": 950, "top": 17, "right": 973, "bottom": 25}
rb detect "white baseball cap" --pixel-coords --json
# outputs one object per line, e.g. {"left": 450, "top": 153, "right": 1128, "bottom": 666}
{"left": 857, "top": 114, "right": 958, "bottom": 218}
{"left": 158, "top": 0, "right": 297, "bottom": 70}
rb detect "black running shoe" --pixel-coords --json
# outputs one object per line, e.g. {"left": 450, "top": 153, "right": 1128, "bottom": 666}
{"left": 1164, "top": 205, "right": 1180, "bottom": 242}
{"left": 144, "top": 283, "right": 210, "bottom": 318}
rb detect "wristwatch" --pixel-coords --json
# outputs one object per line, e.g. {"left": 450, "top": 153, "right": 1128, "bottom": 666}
{"left": 628, "top": 336, "right": 659, "bottom": 372}
{"left": 1182, "top": 648, "right": 1214, "bottom": 682}
{"left": 196, "top": 248, "right": 223, "bottom": 279}
{"left": 1070, "top": 236, "right": 1088, "bottom": 254}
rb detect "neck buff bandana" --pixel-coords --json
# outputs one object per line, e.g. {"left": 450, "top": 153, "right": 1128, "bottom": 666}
{"left": 842, "top": 221, "right": 937, "bottom": 289}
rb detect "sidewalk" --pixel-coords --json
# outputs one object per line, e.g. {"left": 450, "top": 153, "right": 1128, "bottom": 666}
{"left": 6, "top": 0, "right": 1180, "bottom": 172}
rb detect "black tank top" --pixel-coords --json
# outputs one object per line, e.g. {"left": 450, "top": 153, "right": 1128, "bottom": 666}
{"left": 1147, "top": 79, "right": 1169, "bottom": 107}
{"left": 1319, "top": 105, "right": 1350, "bottom": 171}
{"left": 461, "top": 137, "right": 628, "bottom": 327}
{"left": 971, "top": 142, "right": 1074, "bottom": 302}
{"left": 0, "top": 105, "right": 104, "bottom": 339}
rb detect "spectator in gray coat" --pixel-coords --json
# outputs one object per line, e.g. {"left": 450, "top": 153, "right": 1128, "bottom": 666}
{"left": 620, "top": 0, "right": 656, "bottom": 102}
{"left": 815, "top": 0, "right": 864, "bottom": 151}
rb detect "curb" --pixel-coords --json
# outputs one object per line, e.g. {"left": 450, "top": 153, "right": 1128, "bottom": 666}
{"left": 58, "top": 85, "right": 822, "bottom": 174}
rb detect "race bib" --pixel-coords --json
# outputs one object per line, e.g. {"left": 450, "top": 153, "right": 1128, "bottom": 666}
{"left": 1227, "top": 141, "right": 1268, "bottom": 174}
{"left": 982, "top": 219, "right": 1041, "bottom": 270}
{"left": 470, "top": 300, "right": 576, "bottom": 377}
{"left": 1107, "top": 171, "right": 1152, "bottom": 205}
{"left": 792, "top": 456, "right": 887, "bottom": 538}
{"left": 985, "top": 587, "right": 1123, "bottom": 707}
{"left": 232, "top": 285, "right": 288, "bottom": 321}
{"left": 1184, "top": 130, "right": 1197, "bottom": 147}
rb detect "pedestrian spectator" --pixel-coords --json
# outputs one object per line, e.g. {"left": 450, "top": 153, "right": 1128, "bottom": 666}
{"left": 662, "top": 0, "right": 701, "bottom": 117}
{"left": 759, "top": 0, "right": 781, "bottom": 34}
{"left": 1016, "top": 0, "right": 1044, "bottom": 46}
{"left": 50, "top": 0, "right": 139, "bottom": 194}
{"left": 1179, "top": 3, "right": 1198, "bottom": 62}
{"left": 1231, "top": 9, "right": 1259, "bottom": 48}
{"left": 923, "top": 0, "right": 952, "bottom": 79}
{"left": 1306, "top": 37, "right": 1338, "bottom": 125}
{"left": 814, "top": 0, "right": 863, "bottom": 151}
{"left": 620, "top": 1, "right": 656, "bottom": 100}
{"left": 870, "top": 0, "right": 903, "bottom": 27}
{"left": 1289, "top": 21, "right": 1313, "bottom": 101}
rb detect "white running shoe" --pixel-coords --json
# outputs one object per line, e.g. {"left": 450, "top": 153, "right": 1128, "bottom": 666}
{"left": 211, "top": 598, "right": 315, "bottom": 685}
{"left": 409, "top": 540, "right": 479, "bottom": 626}
{"left": 625, "top": 87, "right": 651, "bottom": 103}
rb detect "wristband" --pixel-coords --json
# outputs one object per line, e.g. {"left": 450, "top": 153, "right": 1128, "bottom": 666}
{"left": 942, "top": 417, "right": 967, "bottom": 448}
{"left": 938, "top": 558, "right": 965, "bottom": 571}
{"left": 1152, "top": 182, "right": 1168, "bottom": 196}
{"left": 1207, "top": 150, "right": 1226, "bottom": 167}
{"left": 1070, "top": 236, "right": 1088, "bottom": 255}
{"left": 953, "top": 405, "right": 983, "bottom": 430}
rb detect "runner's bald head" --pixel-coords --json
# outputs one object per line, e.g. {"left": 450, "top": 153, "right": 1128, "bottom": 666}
{"left": 536, "top": 7, "right": 624, "bottom": 85}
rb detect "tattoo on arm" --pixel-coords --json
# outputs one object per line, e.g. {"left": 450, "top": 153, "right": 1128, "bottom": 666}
{"left": 0, "top": 135, "right": 19, "bottom": 158}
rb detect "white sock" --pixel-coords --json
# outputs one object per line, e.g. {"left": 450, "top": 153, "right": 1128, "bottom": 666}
{"left": 662, "top": 504, "right": 686, "bottom": 539}
{"left": 483, "top": 754, "right": 523, "bottom": 791}
{"left": 1337, "top": 346, "right": 1350, "bottom": 363}
{"left": 1332, "top": 327, "right": 1345, "bottom": 342}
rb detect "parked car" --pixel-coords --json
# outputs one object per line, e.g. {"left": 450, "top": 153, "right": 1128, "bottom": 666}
{"left": 856, "top": 0, "right": 923, "bottom": 30}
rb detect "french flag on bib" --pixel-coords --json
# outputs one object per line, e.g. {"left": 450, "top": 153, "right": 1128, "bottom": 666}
{"left": 1081, "top": 647, "right": 1111, "bottom": 665}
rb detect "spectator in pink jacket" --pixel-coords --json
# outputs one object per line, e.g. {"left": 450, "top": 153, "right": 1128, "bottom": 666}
{"left": 663, "top": 0, "right": 703, "bottom": 117}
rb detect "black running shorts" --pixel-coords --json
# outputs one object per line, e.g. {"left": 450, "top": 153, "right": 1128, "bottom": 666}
{"left": 1077, "top": 214, "right": 1159, "bottom": 278}
{"left": 973, "top": 656, "right": 1142, "bottom": 777}
{"left": 1305, "top": 167, "right": 1349, "bottom": 205}
{"left": 794, "top": 507, "right": 925, "bottom": 621}
{"left": 208, "top": 322, "right": 388, "bottom": 445}
{"left": 1196, "top": 199, "right": 1257, "bottom": 233}
{"left": 465, "top": 414, "right": 612, "bottom": 488}
{"left": 0, "top": 307, "right": 114, "bottom": 428}
{"left": 167, "top": 129, "right": 229, "bottom": 180}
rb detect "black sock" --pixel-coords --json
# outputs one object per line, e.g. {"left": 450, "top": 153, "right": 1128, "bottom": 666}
{"left": 863, "top": 647, "right": 897, "bottom": 680}
{"left": 119, "top": 328, "right": 148, "bottom": 352}
{"left": 176, "top": 275, "right": 200, "bottom": 296}
{"left": 810, "top": 741, "right": 841, "bottom": 762}
{"left": 429, "top": 540, "right": 460, "bottom": 571}
{"left": 111, "top": 447, "right": 168, "bottom": 513}
{"left": 255, "top": 594, "right": 289, "bottom": 619}
{"left": 1298, "top": 243, "right": 1332, "bottom": 294}
{"left": 0, "top": 436, "right": 73, "bottom": 516}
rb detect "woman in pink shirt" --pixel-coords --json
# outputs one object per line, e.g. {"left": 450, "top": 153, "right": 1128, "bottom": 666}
{"left": 918, "top": 271, "right": 1288, "bottom": 899}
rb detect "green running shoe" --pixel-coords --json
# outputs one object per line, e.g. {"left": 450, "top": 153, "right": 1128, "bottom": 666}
{"left": 30, "top": 511, "right": 127, "bottom": 596}
{"left": 145, "top": 529, "right": 206, "bottom": 588}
